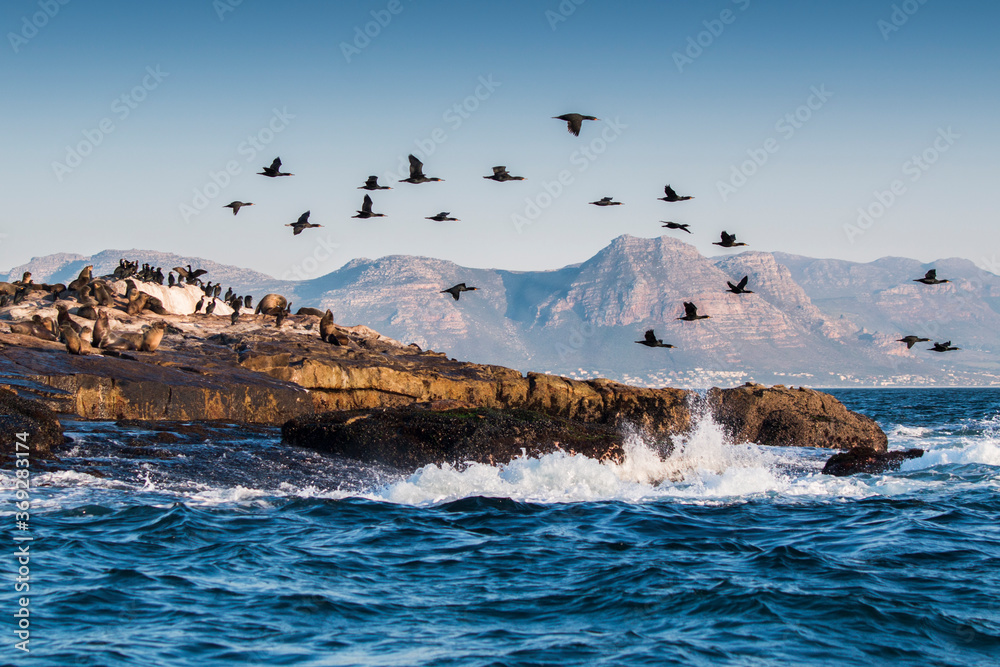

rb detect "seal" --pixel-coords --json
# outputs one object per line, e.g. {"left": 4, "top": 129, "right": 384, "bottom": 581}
{"left": 56, "top": 304, "right": 83, "bottom": 334}
{"left": 92, "top": 309, "right": 110, "bottom": 348}
{"left": 60, "top": 324, "right": 83, "bottom": 355}
{"left": 254, "top": 294, "right": 287, "bottom": 316}
{"left": 319, "top": 309, "right": 336, "bottom": 343}
{"left": 127, "top": 292, "right": 149, "bottom": 316}
{"left": 140, "top": 321, "right": 166, "bottom": 352}
{"left": 297, "top": 307, "right": 326, "bottom": 318}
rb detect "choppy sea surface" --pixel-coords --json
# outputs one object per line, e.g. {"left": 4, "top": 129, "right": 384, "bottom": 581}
{"left": 3, "top": 388, "right": 999, "bottom": 666}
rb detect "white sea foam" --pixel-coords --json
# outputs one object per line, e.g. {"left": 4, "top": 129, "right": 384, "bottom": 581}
{"left": 12, "top": 406, "right": 1000, "bottom": 510}
{"left": 374, "top": 408, "right": 839, "bottom": 506}
{"left": 890, "top": 425, "right": 933, "bottom": 438}
{"left": 900, "top": 438, "right": 1000, "bottom": 470}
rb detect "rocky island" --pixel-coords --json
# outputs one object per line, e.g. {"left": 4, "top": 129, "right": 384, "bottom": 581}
{"left": 1, "top": 275, "right": 890, "bottom": 473}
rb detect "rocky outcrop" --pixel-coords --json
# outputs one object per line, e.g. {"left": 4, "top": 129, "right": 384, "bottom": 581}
{"left": 0, "top": 332, "right": 312, "bottom": 423}
{"left": 0, "top": 386, "right": 64, "bottom": 459}
{"left": 282, "top": 405, "right": 624, "bottom": 468}
{"left": 821, "top": 447, "right": 924, "bottom": 476}
{"left": 1, "top": 290, "right": 887, "bottom": 459}
{"left": 708, "top": 383, "right": 888, "bottom": 451}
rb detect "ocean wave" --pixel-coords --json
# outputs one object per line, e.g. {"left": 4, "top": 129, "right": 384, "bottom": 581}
{"left": 901, "top": 438, "right": 1000, "bottom": 471}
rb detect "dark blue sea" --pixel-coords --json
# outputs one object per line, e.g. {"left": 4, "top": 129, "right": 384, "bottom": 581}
{"left": 5, "top": 389, "right": 1000, "bottom": 666}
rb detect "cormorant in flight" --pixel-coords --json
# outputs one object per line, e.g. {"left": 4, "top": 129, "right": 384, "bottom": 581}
{"left": 913, "top": 269, "right": 949, "bottom": 285}
{"left": 713, "top": 231, "right": 747, "bottom": 248}
{"left": 399, "top": 155, "right": 443, "bottom": 184}
{"left": 897, "top": 336, "right": 930, "bottom": 349}
{"left": 661, "top": 221, "right": 691, "bottom": 233}
{"left": 590, "top": 197, "right": 622, "bottom": 206}
{"left": 552, "top": 113, "right": 599, "bottom": 136}
{"left": 258, "top": 157, "right": 292, "bottom": 177}
{"left": 224, "top": 201, "right": 253, "bottom": 215}
{"left": 484, "top": 166, "right": 524, "bottom": 182}
{"left": 677, "top": 302, "right": 710, "bottom": 321}
{"left": 441, "top": 283, "right": 477, "bottom": 300}
{"left": 658, "top": 185, "right": 694, "bottom": 202}
{"left": 426, "top": 212, "right": 459, "bottom": 222}
{"left": 287, "top": 211, "right": 323, "bottom": 235}
{"left": 352, "top": 194, "right": 385, "bottom": 219}
{"left": 635, "top": 329, "right": 675, "bottom": 348}
{"left": 726, "top": 276, "right": 753, "bottom": 294}
{"left": 359, "top": 175, "right": 391, "bottom": 190}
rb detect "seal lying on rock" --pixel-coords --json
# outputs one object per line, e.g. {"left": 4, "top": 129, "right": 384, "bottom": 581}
{"left": 9, "top": 321, "right": 58, "bottom": 342}
{"left": 255, "top": 294, "right": 287, "bottom": 316}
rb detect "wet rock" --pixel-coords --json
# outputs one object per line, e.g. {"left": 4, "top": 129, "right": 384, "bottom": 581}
{"left": 821, "top": 447, "right": 924, "bottom": 476}
{"left": 709, "top": 383, "right": 887, "bottom": 451}
{"left": 1, "top": 306, "right": 886, "bottom": 456}
{"left": 282, "top": 405, "right": 625, "bottom": 468}
{"left": 0, "top": 386, "right": 64, "bottom": 460}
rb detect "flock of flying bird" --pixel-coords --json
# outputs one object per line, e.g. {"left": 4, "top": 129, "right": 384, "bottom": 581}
{"left": 217, "top": 112, "right": 962, "bottom": 355}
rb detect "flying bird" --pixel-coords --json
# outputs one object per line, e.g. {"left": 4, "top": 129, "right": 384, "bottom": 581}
{"left": 661, "top": 221, "right": 692, "bottom": 233}
{"left": 658, "top": 185, "right": 694, "bottom": 202}
{"left": 635, "top": 329, "right": 675, "bottom": 348}
{"left": 399, "top": 154, "right": 443, "bottom": 184}
{"left": 441, "top": 283, "right": 477, "bottom": 300}
{"left": 484, "top": 166, "right": 524, "bottom": 182}
{"left": 726, "top": 276, "right": 754, "bottom": 294}
{"left": 677, "top": 302, "right": 710, "bottom": 321}
{"left": 590, "top": 197, "right": 622, "bottom": 207}
{"left": 287, "top": 211, "right": 323, "bottom": 235}
{"left": 426, "top": 212, "right": 459, "bottom": 222}
{"left": 258, "top": 157, "right": 292, "bottom": 177}
{"left": 224, "top": 201, "right": 253, "bottom": 215}
{"left": 897, "top": 336, "right": 930, "bottom": 349}
{"left": 929, "top": 341, "right": 959, "bottom": 352}
{"left": 713, "top": 231, "right": 747, "bottom": 248}
{"left": 352, "top": 194, "right": 385, "bottom": 219}
{"left": 358, "top": 175, "right": 391, "bottom": 190}
{"left": 553, "top": 113, "right": 599, "bottom": 136}
{"left": 913, "top": 269, "right": 950, "bottom": 285}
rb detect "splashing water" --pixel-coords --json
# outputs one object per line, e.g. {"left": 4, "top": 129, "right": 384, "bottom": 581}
{"left": 378, "top": 405, "right": 785, "bottom": 505}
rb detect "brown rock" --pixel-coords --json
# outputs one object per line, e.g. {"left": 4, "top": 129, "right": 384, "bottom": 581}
{"left": 708, "top": 383, "right": 887, "bottom": 451}
{"left": 282, "top": 406, "right": 625, "bottom": 468}
{"left": 822, "top": 447, "right": 923, "bottom": 476}
{"left": 0, "top": 387, "right": 64, "bottom": 460}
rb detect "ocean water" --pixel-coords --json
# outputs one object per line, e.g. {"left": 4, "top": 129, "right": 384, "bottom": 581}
{"left": 4, "top": 389, "right": 1000, "bottom": 666}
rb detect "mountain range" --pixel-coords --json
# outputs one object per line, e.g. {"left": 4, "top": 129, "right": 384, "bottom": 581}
{"left": 7, "top": 236, "right": 999, "bottom": 387}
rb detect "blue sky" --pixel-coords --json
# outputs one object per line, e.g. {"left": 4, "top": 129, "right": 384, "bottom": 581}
{"left": 2, "top": 0, "right": 998, "bottom": 280}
